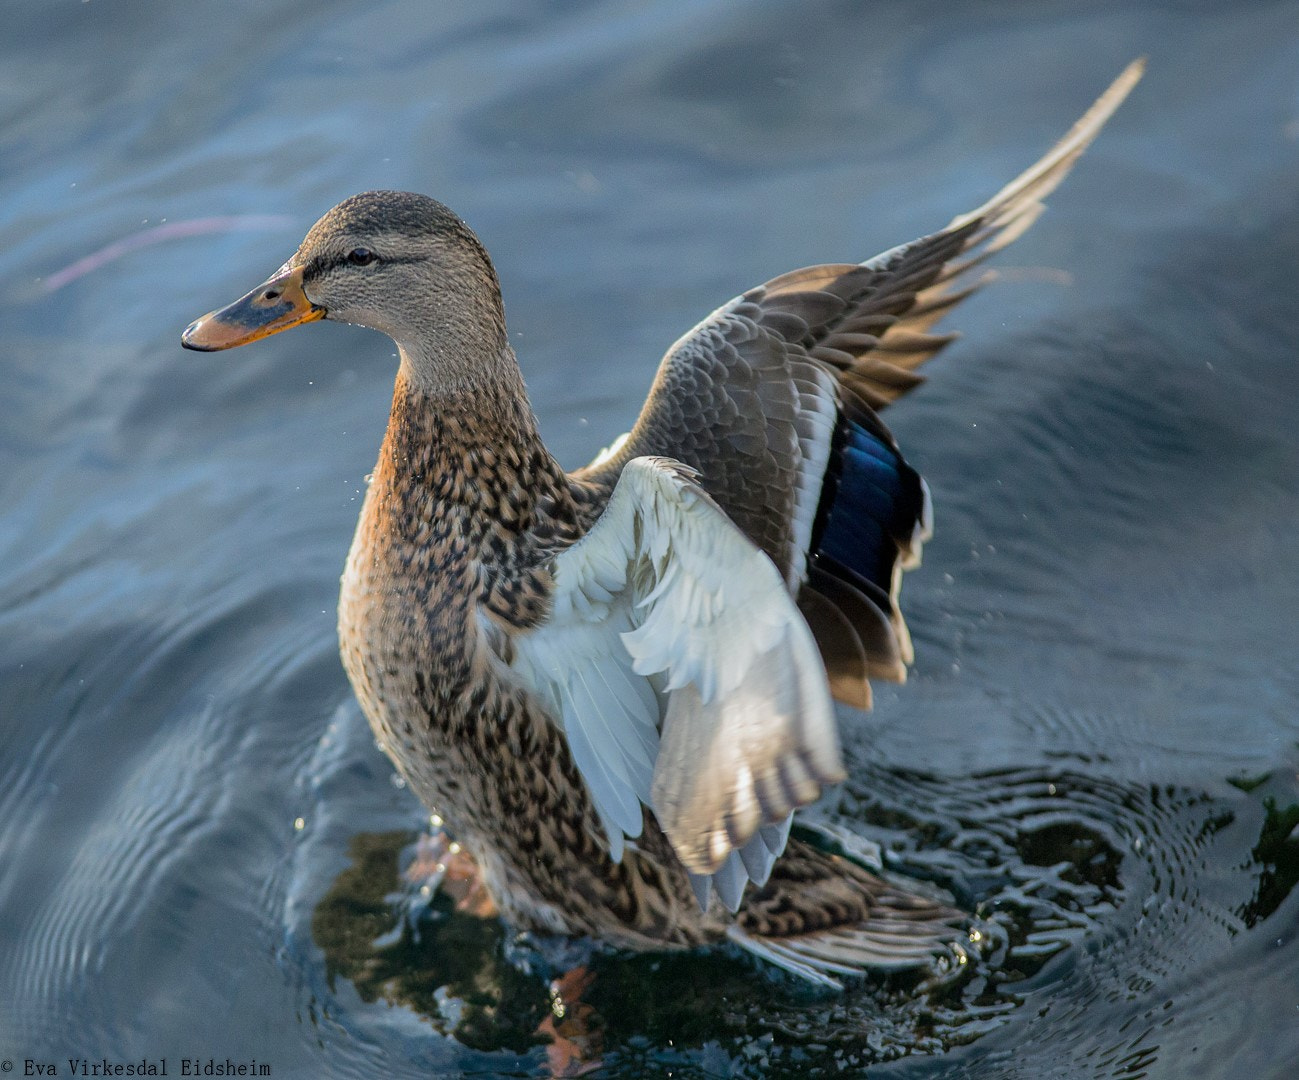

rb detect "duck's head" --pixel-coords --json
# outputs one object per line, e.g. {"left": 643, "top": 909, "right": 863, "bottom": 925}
{"left": 182, "top": 191, "right": 507, "bottom": 386}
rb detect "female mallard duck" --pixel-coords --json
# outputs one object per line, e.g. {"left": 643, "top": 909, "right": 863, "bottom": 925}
{"left": 183, "top": 62, "right": 1141, "bottom": 987}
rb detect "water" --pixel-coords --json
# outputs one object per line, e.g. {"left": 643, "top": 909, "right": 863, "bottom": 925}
{"left": 3, "top": 1, "right": 1298, "bottom": 1076}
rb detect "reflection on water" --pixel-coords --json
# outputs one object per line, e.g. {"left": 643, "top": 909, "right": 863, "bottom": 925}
{"left": 3, "top": 1, "right": 1299, "bottom": 1077}
{"left": 313, "top": 832, "right": 553, "bottom": 1055}
{"left": 1233, "top": 770, "right": 1299, "bottom": 929}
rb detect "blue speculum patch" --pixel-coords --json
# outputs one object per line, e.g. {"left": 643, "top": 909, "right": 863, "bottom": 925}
{"left": 817, "top": 420, "right": 917, "bottom": 594}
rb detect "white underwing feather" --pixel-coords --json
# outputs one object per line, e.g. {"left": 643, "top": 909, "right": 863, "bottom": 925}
{"left": 507, "top": 456, "right": 841, "bottom": 905}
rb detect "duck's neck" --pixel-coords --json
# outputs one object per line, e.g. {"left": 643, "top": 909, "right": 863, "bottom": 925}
{"left": 389, "top": 342, "right": 553, "bottom": 500}
{"left": 367, "top": 352, "right": 587, "bottom": 627}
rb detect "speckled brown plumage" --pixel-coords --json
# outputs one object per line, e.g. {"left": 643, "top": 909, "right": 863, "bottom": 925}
{"left": 336, "top": 360, "right": 954, "bottom": 953}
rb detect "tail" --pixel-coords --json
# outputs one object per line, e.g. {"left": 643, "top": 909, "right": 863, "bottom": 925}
{"left": 729, "top": 837, "right": 965, "bottom": 989}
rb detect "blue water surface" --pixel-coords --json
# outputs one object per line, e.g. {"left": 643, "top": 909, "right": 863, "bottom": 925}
{"left": 2, "top": 2, "right": 1298, "bottom": 1077}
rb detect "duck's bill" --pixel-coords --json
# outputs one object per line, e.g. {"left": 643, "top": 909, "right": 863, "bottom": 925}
{"left": 181, "top": 265, "right": 323, "bottom": 351}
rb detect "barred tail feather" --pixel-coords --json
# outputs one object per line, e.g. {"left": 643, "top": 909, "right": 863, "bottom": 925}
{"left": 726, "top": 837, "right": 965, "bottom": 988}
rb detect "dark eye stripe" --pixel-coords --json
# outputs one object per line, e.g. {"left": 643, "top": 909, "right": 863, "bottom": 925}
{"left": 302, "top": 252, "right": 419, "bottom": 281}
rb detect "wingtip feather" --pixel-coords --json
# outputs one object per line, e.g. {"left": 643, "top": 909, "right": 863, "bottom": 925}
{"left": 948, "top": 58, "right": 1144, "bottom": 235}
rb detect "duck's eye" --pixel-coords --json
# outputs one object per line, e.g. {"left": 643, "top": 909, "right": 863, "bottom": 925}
{"left": 347, "top": 247, "right": 377, "bottom": 267}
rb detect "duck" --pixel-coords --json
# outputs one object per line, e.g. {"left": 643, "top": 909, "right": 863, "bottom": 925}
{"left": 182, "top": 61, "right": 1142, "bottom": 988}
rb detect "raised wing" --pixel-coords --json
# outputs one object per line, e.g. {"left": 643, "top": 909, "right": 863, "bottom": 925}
{"left": 508, "top": 456, "right": 841, "bottom": 909}
{"left": 576, "top": 61, "right": 1143, "bottom": 709}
